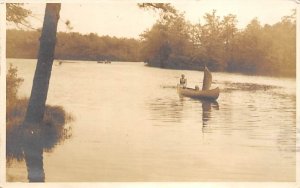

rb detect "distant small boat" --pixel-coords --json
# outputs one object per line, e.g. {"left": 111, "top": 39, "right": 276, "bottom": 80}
{"left": 97, "top": 60, "right": 111, "bottom": 64}
{"left": 177, "top": 85, "right": 220, "bottom": 100}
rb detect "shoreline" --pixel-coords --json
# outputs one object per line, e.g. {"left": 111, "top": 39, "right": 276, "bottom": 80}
{"left": 6, "top": 58, "right": 296, "bottom": 78}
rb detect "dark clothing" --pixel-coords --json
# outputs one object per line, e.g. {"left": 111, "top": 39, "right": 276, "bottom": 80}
{"left": 180, "top": 78, "right": 186, "bottom": 84}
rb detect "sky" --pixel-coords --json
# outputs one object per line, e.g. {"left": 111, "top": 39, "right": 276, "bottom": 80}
{"left": 7, "top": 0, "right": 297, "bottom": 39}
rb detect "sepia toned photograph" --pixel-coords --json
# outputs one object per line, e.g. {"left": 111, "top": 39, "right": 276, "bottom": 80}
{"left": 5, "top": 0, "right": 297, "bottom": 184}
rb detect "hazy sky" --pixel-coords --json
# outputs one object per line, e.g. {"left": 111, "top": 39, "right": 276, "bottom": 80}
{"left": 8, "top": 0, "right": 296, "bottom": 38}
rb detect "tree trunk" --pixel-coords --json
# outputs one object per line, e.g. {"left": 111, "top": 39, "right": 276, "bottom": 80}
{"left": 23, "top": 4, "right": 61, "bottom": 128}
{"left": 24, "top": 133, "right": 45, "bottom": 182}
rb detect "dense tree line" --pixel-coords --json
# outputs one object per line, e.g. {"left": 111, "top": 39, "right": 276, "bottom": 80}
{"left": 141, "top": 8, "right": 296, "bottom": 77}
{"left": 7, "top": 30, "right": 142, "bottom": 62}
{"left": 7, "top": 7, "right": 295, "bottom": 77}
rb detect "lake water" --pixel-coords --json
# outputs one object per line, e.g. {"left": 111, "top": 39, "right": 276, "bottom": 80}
{"left": 6, "top": 58, "right": 296, "bottom": 182}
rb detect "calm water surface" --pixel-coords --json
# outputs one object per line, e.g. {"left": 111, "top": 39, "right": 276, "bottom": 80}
{"left": 7, "top": 59, "right": 296, "bottom": 181}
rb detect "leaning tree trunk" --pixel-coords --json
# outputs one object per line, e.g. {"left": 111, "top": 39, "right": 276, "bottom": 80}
{"left": 22, "top": 4, "right": 61, "bottom": 182}
{"left": 23, "top": 4, "right": 61, "bottom": 128}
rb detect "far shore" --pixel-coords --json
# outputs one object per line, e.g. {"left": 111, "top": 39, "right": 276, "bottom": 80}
{"left": 7, "top": 58, "right": 296, "bottom": 78}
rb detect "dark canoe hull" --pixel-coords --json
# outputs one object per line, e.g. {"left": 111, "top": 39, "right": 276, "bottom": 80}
{"left": 177, "top": 85, "right": 220, "bottom": 100}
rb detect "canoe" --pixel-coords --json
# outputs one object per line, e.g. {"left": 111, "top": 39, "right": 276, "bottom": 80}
{"left": 98, "top": 60, "right": 111, "bottom": 64}
{"left": 177, "top": 85, "right": 220, "bottom": 100}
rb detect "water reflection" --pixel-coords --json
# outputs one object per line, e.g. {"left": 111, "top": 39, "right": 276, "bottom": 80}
{"left": 8, "top": 60, "right": 296, "bottom": 181}
{"left": 148, "top": 91, "right": 219, "bottom": 129}
{"left": 147, "top": 97, "right": 184, "bottom": 123}
{"left": 7, "top": 105, "right": 73, "bottom": 182}
{"left": 23, "top": 129, "right": 45, "bottom": 182}
{"left": 221, "top": 81, "right": 280, "bottom": 92}
{"left": 276, "top": 108, "right": 296, "bottom": 162}
{"left": 201, "top": 99, "right": 219, "bottom": 126}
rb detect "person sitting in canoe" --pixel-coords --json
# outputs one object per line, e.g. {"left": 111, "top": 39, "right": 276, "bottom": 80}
{"left": 179, "top": 74, "right": 187, "bottom": 88}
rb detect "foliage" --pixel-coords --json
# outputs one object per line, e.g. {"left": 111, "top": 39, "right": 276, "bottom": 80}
{"left": 140, "top": 6, "right": 296, "bottom": 77}
{"left": 6, "top": 64, "right": 24, "bottom": 114}
{"left": 6, "top": 66, "right": 73, "bottom": 164}
{"left": 229, "top": 14, "right": 296, "bottom": 76}
{"left": 6, "top": 30, "right": 40, "bottom": 59}
{"left": 6, "top": 3, "right": 32, "bottom": 27}
{"left": 140, "top": 5, "right": 195, "bottom": 69}
{"left": 7, "top": 30, "right": 142, "bottom": 62}
{"left": 7, "top": 4, "right": 296, "bottom": 77}
{"left": 138, "top": 3, "right": 178, "bottom": 21}
{"left": 7, "top": 98, "right": 73, "bottom": 163}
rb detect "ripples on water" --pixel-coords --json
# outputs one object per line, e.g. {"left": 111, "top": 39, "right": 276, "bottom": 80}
{"left": 6, "top": 59, "right": 296, "bottom": 182}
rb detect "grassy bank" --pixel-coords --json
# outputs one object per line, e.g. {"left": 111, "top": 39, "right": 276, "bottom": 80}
{"left": 6, "top": 64, "right": 73, "bottom": 164}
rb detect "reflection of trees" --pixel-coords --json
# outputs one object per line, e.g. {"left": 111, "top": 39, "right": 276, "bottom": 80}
{"left": 23, "top": 130, "right": 45, "bottom": 182}
{"left": 7, "top": 105, "right": 73, "bottom": 182}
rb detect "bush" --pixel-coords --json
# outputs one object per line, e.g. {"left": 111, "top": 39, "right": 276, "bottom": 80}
{"left": 6, "top": 64, "right": 24, "bottom": 119}
{"left": 6, "top": 64, "right": 73, "bottom": 164}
